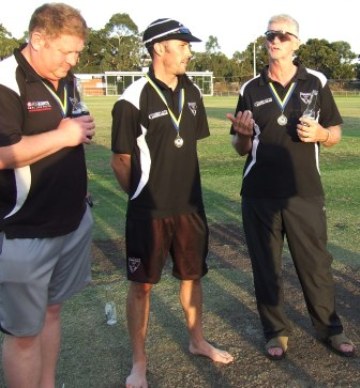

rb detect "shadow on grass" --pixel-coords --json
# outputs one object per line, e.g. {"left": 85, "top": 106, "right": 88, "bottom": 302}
{"left": 1, "top": 171, "right": 359, "bottom": 387}
{"left": 62, "top": 103, "right": 360, "bottom": 386}
{"left": 43, "top": 224, "right": 359, "bottom": 386}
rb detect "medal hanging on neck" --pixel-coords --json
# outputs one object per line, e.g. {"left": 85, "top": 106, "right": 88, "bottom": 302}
{"left": 268, "top": 82, "right": 297, "bottom": 126}
{"left": 174, "top": 134, "right": 184, "bottom": 148}
{"left": 146, "top": 75, "right": 185, "bottom": 148}
{"left": 42, "top": 81, "right": 68, "bottom": 117}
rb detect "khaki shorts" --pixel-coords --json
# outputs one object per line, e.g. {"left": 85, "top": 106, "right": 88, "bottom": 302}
{"left": 0, "top": 206, "right": 93, "bottom": 336}
{"left": 126, "top": 212, "right": 209, "bottom": 284}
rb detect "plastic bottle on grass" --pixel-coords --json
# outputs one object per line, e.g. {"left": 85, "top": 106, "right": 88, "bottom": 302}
{"left": 105, "top": 286, "right": 117, "bottom": 325}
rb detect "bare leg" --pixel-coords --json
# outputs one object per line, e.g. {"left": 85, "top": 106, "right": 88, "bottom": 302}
{"left": 126, "top": 282, "right": 152, "bottom": 388}
{"left": 40, "top": 304, "right": 62, "bottom": 387}
{"left": 2, "top": 303, "right": 62, "bottom": 388}
{"left": 2, "top": 335, "right": 42, "bottom": 388}
{"left": 180, "top": 279, "right": 234, "bottom": 364}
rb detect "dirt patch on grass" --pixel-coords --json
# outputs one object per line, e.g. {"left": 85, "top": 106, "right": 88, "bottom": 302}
{"left": 91, "top": 223, "right": 360, "bottom": 387}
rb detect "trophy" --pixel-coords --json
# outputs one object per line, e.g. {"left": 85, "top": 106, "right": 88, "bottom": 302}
{"left": 302, "top": 90, "right": 318, "bottom": 120}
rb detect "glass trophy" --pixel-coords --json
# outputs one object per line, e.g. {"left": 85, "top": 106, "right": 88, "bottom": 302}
{"left": 71, "top": 78, "right": 90, "bottom": 117}
{"left": 302, "top": 90, "right": 318, "bottom": 120}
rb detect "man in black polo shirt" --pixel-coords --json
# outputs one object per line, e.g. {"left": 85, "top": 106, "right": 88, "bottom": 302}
{"left": 111, "top": 18, "right": 234, "bottom": 388}
{"left": 228, "top": 14, "right": 355, "bottom": 360}
{"left": 0, "top": 3, "right": 95, "bottom": 386}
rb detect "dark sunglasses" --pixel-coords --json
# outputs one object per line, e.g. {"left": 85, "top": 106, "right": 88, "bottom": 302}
{"left": 265, "top": 30, "right": 298, "bottom": 42}
{"left": 175, "top": 27, "right": 191, "bottom": 34}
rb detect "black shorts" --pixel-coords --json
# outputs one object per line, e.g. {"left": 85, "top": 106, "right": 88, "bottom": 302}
{"left": 126, "top": 212, "right": 209, "bottom": 283}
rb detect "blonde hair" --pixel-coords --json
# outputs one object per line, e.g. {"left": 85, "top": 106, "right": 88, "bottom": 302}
{"left": 29, "top": 3, "right": 88, "bottom": 40}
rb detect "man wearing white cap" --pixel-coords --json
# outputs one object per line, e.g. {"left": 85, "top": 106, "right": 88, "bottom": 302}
{"left": 111, "top": 18, "right": 234, "bottom": 388}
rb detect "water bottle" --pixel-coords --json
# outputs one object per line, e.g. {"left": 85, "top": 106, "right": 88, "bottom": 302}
{"left": 105, "top": 301, "right": 117, "bottom": 326}
{"left": 105, "top": 286, "right": 117, "bottom": 326}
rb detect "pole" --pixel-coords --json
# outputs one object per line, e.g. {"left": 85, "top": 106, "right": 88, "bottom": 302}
{"left": 253, "top": 41, "right": 256, "bottom": 77}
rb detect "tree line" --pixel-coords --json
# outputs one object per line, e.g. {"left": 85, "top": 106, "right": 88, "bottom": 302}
{"left": 1, "top": 13, "right": 359, "bottom": 82}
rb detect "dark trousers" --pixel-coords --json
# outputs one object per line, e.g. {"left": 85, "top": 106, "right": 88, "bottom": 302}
{"left": 242, "top": 195, "right": 343, "bottom": 341}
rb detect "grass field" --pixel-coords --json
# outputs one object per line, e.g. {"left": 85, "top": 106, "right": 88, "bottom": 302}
{"left": 0, "top": 95, "right": 359, "bottom": 387}
{"left": 87, "top": 94, "right": 360, "bottom": 265}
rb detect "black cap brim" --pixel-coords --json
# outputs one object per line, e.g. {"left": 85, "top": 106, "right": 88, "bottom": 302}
{"left": 163, "top": 32, "right": 201, "bottom": 42}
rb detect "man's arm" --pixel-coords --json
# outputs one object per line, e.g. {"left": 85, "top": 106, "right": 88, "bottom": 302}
{"left": 231, "top": 133, "right": 253, "bottom": 156}
{"left": 297, "top": 118, "right": 341, "bottom": 148}
{"left": 0, "top": 115, "right": 95, "bottom": 169}
{"left": 111, "top": 153, "right": 131, "bottom": 194}
{"left": 321, "top": 125, "right": 341, "bottom": 147}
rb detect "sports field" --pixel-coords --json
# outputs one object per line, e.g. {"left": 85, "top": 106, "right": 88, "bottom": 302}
{"left": 0, "top": 95, "right": 359, "bottom": 387}
{"left": 87, "top": 95, "right": 360, "bottom": 260}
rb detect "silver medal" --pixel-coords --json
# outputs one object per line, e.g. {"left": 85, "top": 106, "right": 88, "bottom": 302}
{"left": 277, "top": 114, "right": 288, "bottom": 126}
{"left": 174, "top": 135, "right": 184, "bottom": 148}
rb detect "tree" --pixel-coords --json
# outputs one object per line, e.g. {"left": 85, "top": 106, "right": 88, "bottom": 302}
{"left": 103, "top": 13, "right": 141, "bottom": 71}
{"left": 355, "top": 56, "right": 360, "bottom": 79}
{"left": 77, "top": 28, "right": 109, "bottom": 73}
{"left": 0, "top": 24, "right": 22, "bottom": 60}
{"left": 329, "top": 41, "right": 357, "bottom": 79}
{"left": 241, "top": 36, "right": 268, "bottom": 76}
{"left": 226, "top": 36, "right": 268, "bottom": 83}
{"left": 297, "top": 39, "right": 356, "bottom": 79}
{"left": 229, "top": 51, "right": 253, "bottom": 82}
{"left": 205, "top": 35, "right": 221, "bottom": 54}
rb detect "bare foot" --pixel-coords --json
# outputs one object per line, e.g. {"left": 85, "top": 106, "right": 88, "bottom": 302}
{"left": 267, "top": 346, "right": 285, "bottom": 358}
{"left": 326, "top": 333, "right": 356, "bottom": 357}
{"left": 125, "top": 362, "right": 148, "bottom": 388}
{"left": 265, "top": 336, "right": 288, "bottom": 360}
{"left": 339, "top": 343, "right": 355, "bottom": 353}
{"left": 189, "top": 340, "right": 234, "bottom": 364}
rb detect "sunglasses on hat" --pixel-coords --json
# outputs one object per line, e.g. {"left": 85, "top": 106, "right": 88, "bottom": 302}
{"left": 265, "top": 30, "right": 298, "bottom": 42}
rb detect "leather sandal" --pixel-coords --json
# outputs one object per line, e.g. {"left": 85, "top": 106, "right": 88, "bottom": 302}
{"left": 265, "top": 336, "right": 288, "bottom": 360}
{"left": 325, "top": 333, "right": 356, "bottom": 358}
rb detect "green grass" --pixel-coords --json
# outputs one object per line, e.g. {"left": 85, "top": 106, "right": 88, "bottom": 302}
{"left": 86, "top": 95, "right": 360, "bottom": 265}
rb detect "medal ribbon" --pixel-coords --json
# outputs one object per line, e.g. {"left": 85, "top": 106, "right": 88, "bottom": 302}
{"left": 42, "top": 82, "right": 68, "bottom": 117}
{"left": 269, "top": 82, "right": 297, "bottom": 113}
{"left": 146, "top": 75, "right": 184, "bottom": 135}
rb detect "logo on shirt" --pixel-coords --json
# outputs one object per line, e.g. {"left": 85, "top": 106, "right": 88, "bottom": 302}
{"left": 254, "top": 98, "right": 272, "bottom": 107}
{"left": 128, "top": 257, "right": 141, "bottom": 273}
{"left": 27, "top": 100, "right": 52, "bottom": 112}
{"left": 149, "top": 110, "right": 168, "bottom": 120}
{"left": 300, "top": 91, "right": 316, "bottom": 105}
{"left": 188, "top": 102, "right": 197, "bottom": 116}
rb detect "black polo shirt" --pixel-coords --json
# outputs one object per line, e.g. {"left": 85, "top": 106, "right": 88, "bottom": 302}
{"left": 0, "top": 47, "right": 87, "bottom": 238}
{"left": 231, "top": 64, "right": 342, "bottom": 199}
{"left": 111, "top": 67, "right": 210, "bottom": 219}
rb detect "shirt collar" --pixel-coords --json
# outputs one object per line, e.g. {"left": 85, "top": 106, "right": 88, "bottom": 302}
{"left": 259, "top": 62, "right": 307, "bottom": 86}
{"left": 147, "top": 65, "right": 184, "bottom": 92}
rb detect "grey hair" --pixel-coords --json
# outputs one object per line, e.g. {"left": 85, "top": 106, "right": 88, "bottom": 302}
{"left": 268, "top": 14, "right": 299, "bottom": 36}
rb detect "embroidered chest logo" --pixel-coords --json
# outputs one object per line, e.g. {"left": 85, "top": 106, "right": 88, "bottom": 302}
{"left": 128, "top": 257, "right": 141, "bottom": 273}
{"left": 27, "top": 100, "right": 52, "bottom": 112}
{"left": 300, "top": 92, "right": 314, "bottom": 105}
{"left": 188, "top": 102, "right": 197, "bottom": 116}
